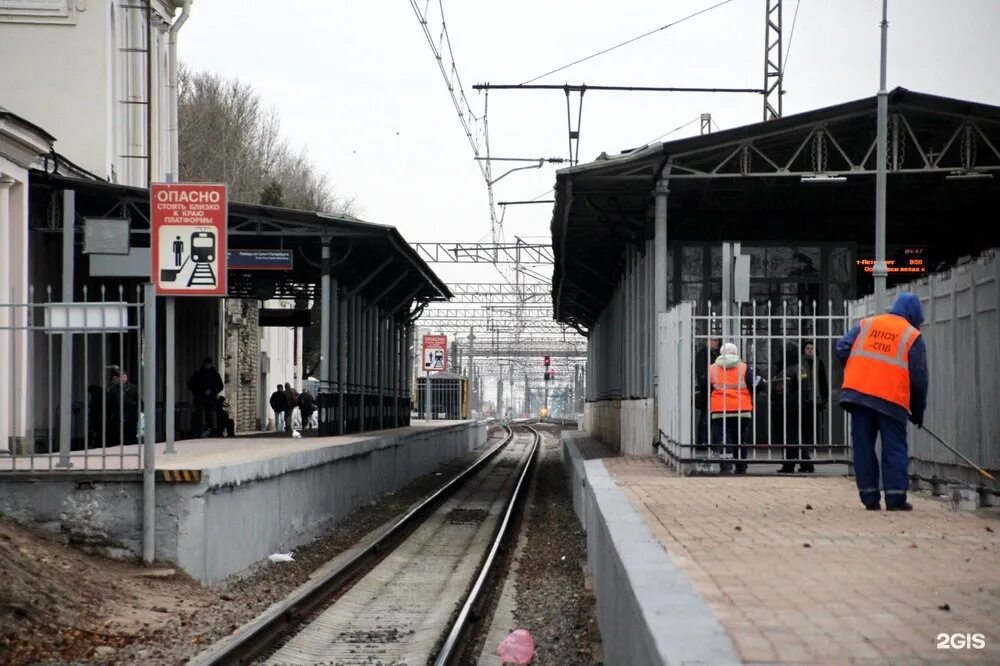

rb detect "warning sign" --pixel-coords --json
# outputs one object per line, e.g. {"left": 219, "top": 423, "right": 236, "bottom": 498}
{"left": 151, "top": 183, "right": 228, "bottom": 296}
{"left": 422, "top": 334, "right": 448, "bottom": 372}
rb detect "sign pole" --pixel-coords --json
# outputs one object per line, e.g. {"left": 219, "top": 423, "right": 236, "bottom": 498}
{"left": 165, "top": 296, "right": 175, "bottom": 453}
{"left": 142, "top": 282, "right": 157, "bottom": 564}
{"left": 425, "top": 369, "right": 432, "bottom": 421}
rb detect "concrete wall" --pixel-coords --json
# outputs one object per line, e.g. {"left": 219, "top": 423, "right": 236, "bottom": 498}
{"left": 562, "top": 431, "right": 739, "bottom": 665}
{"left": 584, "top": 400, "right": 620, "bottom": 452}
{"left": 0, "top": 421, "right": 487, "bottom": 583}
{"left": 621, "top": 398, "right": 655, "bottom": 456}
{"left": 584, "top": 398, "right": 655, "bottom": 456}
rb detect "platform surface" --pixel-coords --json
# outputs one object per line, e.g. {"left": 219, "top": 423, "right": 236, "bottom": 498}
{"left": 0, "top": 421, "right": 468, "bottom": 473}
{"left": 604, "top": 454, "right": 1000, "bottom": 663}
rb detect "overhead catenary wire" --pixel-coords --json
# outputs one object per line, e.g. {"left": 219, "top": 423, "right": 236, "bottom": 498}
{"left": 645, "top": 115, "right": 703, "bottom": 145}
{"left": 520, "top": 0, "right": 741, "bottom": 85}
{"left": 782, "top": 0, "right": 802, "bottom": 73}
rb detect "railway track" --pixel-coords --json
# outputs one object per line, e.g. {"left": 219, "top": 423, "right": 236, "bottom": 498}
{"left": 191, "top": 423, "right": 539, "bottom": 666}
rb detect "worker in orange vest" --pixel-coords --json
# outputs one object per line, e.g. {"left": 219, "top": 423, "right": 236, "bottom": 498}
{"left": 836, "top": 293, "right": 929, "bottom": 511}
{"left": 708, "top": 343, "right": 759, "bottom": 474}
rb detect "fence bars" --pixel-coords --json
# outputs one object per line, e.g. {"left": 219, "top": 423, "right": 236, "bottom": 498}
{"left": 0, "top": 285, "right": 143, "bottom": 472}
{"left": 660, "top": 299, "right": 852, "bottom": 470}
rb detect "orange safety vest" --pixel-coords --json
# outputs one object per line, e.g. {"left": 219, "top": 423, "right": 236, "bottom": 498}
{"left": 709, "top": 363, "right": 752, "bottom": 413}
{"left": 841, "top": 313, "right": 920, "bottom": 412}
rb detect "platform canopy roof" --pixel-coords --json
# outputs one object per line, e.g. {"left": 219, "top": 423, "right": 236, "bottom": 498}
{"left": 29, "top": 171, "right": 451, "bottom": 311}
{"left": 551, "top": 88, "right": 1000, "bottom": 330}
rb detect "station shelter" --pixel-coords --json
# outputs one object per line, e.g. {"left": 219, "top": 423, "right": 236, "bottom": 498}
{"left": 551, "top": 88, "right": 1000, "bottom": 460}
{"left": 8, "top": 168, "right": 450, "bottom": 456}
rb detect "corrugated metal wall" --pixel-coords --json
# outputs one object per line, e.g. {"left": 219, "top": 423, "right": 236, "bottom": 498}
{"left": 849, "top": 250, "right": 1000, "bottom": 480}
{"left": 586, "top": 239, "right": 654, "bottom": 402}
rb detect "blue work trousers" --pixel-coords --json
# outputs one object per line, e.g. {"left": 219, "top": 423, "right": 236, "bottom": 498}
{"left": 850, "top": 405, "right": 909, "bottom": 508}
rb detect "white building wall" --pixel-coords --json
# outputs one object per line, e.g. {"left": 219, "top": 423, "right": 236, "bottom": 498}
{"left": 0, "top": 0, "right": 178, "bottom": 186}
{"left": 0, "top": 118, "right": 52, "bottom": 451}
{"left": 259, "top": 300, "right": 301, "bottom": 428}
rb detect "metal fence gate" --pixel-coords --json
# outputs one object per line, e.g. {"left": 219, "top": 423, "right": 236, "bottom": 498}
{"left": 658, "top": 300, "right": 852, "bottom": 471}
{"left": 0, "top": 285, "right": 146, "bottom": 471}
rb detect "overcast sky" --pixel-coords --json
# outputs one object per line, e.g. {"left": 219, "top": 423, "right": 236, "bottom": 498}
{"left": 181, "top": 0, "right": 1000, "bottom": 286}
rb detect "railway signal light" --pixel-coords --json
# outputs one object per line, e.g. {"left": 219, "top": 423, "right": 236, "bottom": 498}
{"left": 543, "top": 355, "right": 551, "bottom": 367}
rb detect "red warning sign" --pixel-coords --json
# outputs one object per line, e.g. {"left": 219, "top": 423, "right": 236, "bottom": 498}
{"left": 151, "top": 183, "right": 228, "bottom": 296}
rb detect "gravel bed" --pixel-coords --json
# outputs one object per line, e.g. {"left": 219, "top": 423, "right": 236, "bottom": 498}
{"left": 510, "top": 426, "right": 601, "bottom": 665}
{"left": 465, "top": 425, "right": 601, "bottom": 665}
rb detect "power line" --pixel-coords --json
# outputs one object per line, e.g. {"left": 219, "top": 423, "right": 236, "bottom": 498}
{"left": 646, "top": 115, "right": 702, "bottom": 145}
{"left": 782, "top": 0, "right": 802, "bottom": 73}
{"left": 520, "top": 0, "right": 741, "bottom": 85}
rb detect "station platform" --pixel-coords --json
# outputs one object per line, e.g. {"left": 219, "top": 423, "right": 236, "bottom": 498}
{"left": 0, "top": 420, "right": 487, "bottom": 584}
{"left": 563, "top": 431, "right": 1000, "bottom": 665}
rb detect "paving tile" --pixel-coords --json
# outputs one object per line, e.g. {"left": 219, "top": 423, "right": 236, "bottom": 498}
{"left": 602, "top": 455, "right": 1000, "bottom": 664}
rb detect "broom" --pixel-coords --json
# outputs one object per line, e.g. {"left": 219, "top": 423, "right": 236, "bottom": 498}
{"left": 922, "top": 426, "right": 996, "bottom": 481}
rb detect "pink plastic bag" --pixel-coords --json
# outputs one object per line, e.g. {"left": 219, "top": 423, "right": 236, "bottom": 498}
{"left": 497, "top": 628, "right": 536, "bottom": 664}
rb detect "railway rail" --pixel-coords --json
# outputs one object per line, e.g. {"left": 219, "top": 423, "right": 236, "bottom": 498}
{"left": 191, "top": 423, "right": 540, "bottom": 666}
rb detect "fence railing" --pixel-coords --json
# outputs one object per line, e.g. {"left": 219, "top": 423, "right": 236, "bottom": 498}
{"left": 658, "top": 300, "right": 852, "bottom": 471}
{"left": 0, "top": 285, "right": 145, "bottom": 472}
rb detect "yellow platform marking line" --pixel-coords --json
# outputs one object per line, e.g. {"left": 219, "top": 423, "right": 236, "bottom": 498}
{"left": 158, "top": 469, "right": 202, "bottom": 483}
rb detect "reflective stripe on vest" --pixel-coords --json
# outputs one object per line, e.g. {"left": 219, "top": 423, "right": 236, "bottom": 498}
{"left": 841, "top": 314, "right": 920, "bottom": 411}
{"left": 709, "top": 362, "right": 752, "bottom": 413}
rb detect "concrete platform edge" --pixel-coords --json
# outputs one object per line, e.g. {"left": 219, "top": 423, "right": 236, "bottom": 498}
{"left": 561, "top": 431, "right": 740, "bottom": 666}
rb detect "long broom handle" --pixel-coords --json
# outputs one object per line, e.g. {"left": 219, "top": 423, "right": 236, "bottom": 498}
{"left": 921, "top": 426, "right": 996, "bottom": 482}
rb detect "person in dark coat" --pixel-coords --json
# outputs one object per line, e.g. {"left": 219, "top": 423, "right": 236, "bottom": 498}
{"left": 694, "top": 338, "right": 721, "bottom": 446}
{"left": 836, "top": 293, "right": 928, "bottom": 511}
{"left": 187, "top": 357, "right": 224, "bottom": 437}
{"left": 215, "top": 395, "right": 236, "bottom": 437}
{"left": 269, "top": 384, "right": 288, "bottom": 432}
{"left": 298, "top": 389, "right": 316, "bottom": 430}
{"left": 776, "top": 340, "right": 828, "bottom": 473}
{"left": 284, "top": 382, "right": 298, "bottom": 433}
{"left": 107, "top": 371, "right": 140, "bottom": 445}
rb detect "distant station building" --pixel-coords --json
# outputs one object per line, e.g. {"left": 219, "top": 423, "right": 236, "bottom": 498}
{"left": 551, "top": 88, "right": 1000, "bottom": 455}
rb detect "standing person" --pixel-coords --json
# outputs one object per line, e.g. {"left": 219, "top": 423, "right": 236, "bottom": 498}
{"left": 117, "top": 373, "right": 140, "bottom": 445}
{"left": 269, "top": 384, "right": 288, "bottom": 432}
{"left": 694, "top": 338, "right": 722, "bottom": 446}
{"left": 298, "top": 389, "right": 316, "bottom": 431}
{"left": 777, "top": 340, "right": 828, "bottom": 473}
{"left": 836, "top": 293, "right": 928, "bottom": 511}
{"left": 284, "top": 382, "right": 298, "bottom": 433}
{"left": 215, "top": 395, "right": 236, "bottom": 437}
{"left": 708, "top": 343, "right": 757, "bottom": 474}
{"left": 187, "top": 358, "right": 224, "bottom": 438}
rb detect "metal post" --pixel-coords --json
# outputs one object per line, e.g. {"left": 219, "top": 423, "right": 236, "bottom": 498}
{"left": 142, "top": 282, "right": 157, "bottom": 563}
{"left": 722, "top": 241, "right": 732, "bottom": 340}
{"left": 654, "top": 185, "right": 668, "bottom": 403}
{"left": 338, "top": 292, "right": 347, "bottom": 434}
{"left": 873, "top": 0, "right": 890, "bottom": 312}
{"left": 165, "top": 297, "right": 175, "bottom": 453}
{"left": 377, "top": 311, "right": 384, "bottom": 430}
{"left": 425, "top": 369, "right": 432, "bottom": 420}
{"left": 57, "top": 190, "right": 75, "bottom": 468}
{"left": 320, "top": 244, "right": 331, "bottom": 383}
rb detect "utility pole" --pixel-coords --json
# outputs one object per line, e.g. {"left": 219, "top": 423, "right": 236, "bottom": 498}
{"left": 874, "top": 0, "right": 890, "bottom": 312}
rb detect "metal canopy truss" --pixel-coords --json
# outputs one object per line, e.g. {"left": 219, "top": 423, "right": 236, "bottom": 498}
{"left": 446, "top": 282, "right": 551, "bottom": 304}
{"left": 411, "top": 242, "right": 554, "bottom": 264}
{"left": 668, "top": 110, "right": 1000, "bottom": 180}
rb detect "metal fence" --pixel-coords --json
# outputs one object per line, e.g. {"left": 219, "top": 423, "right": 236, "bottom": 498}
{"left": 657, "top": 300, "right": 851, "bottom": 471}
{"left": 0, "top": 284, "right": 146, "bottom": 471}
{"left": 850, "top": 250, "right": 1000, "bottom": 486}
{"left": 414, "top": 374, "right": 467, "bottom": 420}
